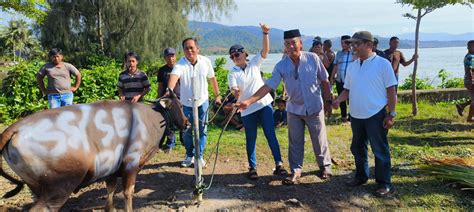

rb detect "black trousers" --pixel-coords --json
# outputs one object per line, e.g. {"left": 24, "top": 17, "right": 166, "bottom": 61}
{"left": 336, "top": 81, "right": 348, "bottom": 119}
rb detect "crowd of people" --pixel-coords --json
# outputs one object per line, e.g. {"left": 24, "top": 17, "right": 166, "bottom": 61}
{"left": 35, "top": 22, "right": 474, "bottom": 198}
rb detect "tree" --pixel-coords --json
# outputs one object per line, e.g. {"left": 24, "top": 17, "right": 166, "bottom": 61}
{"left": 397, "top": 0, "right": 473, "bottom": 116}
{"left": 0, "top": 0, "right": 49, "bottom": 23}
{"left": 39, "top": 0, "right": 236, "bottom": 66}
{"left": 1, "top": 19, "right": 42, "bottom": 61}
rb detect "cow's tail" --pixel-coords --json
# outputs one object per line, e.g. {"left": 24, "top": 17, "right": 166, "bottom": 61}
{"left": 0, "top": 131, "right": 25, "bottom": 198}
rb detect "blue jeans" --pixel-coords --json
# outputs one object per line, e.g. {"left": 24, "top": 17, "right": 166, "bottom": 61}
{"left": 241, "top": 105, "right": 283, "bottom": 168}
{"left": 48, "top": 92, "right": 73, "bottom": 109}
{"left": 183, "top": 101, "right": 209, "bottom": 158}
{"left": 350, "top": 108, "right": 392, "bottom": 188}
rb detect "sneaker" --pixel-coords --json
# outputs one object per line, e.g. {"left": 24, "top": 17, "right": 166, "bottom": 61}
{"left": 199, "top": 158, "right": 206, "bottom": 168}
{"left": 181, "top": 156, "right": 194, "bottom": 167}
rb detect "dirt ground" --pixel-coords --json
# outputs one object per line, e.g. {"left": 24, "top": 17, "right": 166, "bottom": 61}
{"left": 0, "top": 146, "right": 404, "bottom": 211}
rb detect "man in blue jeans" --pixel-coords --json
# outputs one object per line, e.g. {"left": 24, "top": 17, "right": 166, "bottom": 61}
{"left": 333, "top": 31, "right": 397, "bottom": 197}
{"left": 36, "top": 48, "right": 81, "bottom": 109}
{"left": 167, "top": 38, "right": 222, "bottom": 167}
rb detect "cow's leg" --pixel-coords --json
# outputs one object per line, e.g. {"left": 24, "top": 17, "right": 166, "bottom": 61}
{"left": 105, "top": 176, "right": 117, "bottom": 212}
{"left": 122, "top": 170, "right": 138, "bottom": 212}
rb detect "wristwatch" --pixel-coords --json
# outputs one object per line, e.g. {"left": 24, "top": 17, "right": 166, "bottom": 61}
{"left": 388, "top": 111, "right": 397, "bottom": 117}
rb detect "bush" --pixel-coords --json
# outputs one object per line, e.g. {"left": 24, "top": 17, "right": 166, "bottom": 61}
{"left": 0, "top": 61, "right": 47, "bottom": 124}
{"left": 438, "top": 69, "right": 464, "bottom": 89}
{"left": 399, "top": 74, "right": 434, "bottom": 90}
{"left": 212, "top": 57, "right": 230, "bottom": 99}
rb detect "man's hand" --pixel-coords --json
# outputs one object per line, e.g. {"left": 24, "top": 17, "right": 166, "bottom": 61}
{"left": 131, "top": 95, "right": 141, "bottom": 103}
{"left": 383, "top": 116, "right": 395, "bottom": 129}
{"left": 412, "top": 54, "right": 418, "bottom": 60}
{"left": 70, "top": 86, "right": 78, "bottom": 92}
{"left": 260, "top": 23, "right": 270, "bottom": 34}
{"left": 214, "top": 96, "right": 222, "bottom": 105}
{"left": 331, "top": 99, "right": 340, "bottom": 109}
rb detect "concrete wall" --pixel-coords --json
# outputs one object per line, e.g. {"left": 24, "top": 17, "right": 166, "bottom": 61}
{"left": 397, "top": 88, "right": 469, "bottom": 103}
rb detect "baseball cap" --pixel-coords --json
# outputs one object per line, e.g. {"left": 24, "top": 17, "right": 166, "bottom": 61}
{"left": 164, "top": 47, "right": 176, "bottom": 56}
{"left": 347, "top": 31, "right": 374, "bottom": 42}
{"left": 229, "top": 44, "right": 245, "bottom": 54}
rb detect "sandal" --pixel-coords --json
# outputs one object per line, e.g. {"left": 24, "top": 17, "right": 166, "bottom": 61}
{"left": 248, "top": 168, "right": 259, "bottom": 180}
{"left": 282, "top": 174, "right": 300, "bottom": 185}
{"left": 273, "top": 165, "right": 289, "bottom": 176}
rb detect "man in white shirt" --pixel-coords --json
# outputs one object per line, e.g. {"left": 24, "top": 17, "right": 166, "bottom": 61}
{"left": 168, "top": 38, "right": 222, "bottom": 167}
{"left": 333, "top": 31, "right": 397, "bottom": 197}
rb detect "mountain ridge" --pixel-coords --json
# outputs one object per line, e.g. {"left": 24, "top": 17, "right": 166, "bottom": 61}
{"left": 188, "top": 21, "right": 470, "bottom": 54}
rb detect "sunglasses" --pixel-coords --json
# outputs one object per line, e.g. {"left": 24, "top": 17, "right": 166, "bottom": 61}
{"left": 343, "top": 40, "right": 351, "bottom": 45}
{"left": 229, "top": 51, "right": 242, "bottom": 60}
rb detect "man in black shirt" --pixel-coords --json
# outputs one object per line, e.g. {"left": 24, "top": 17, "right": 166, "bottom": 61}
{"left": 157, "top": 47, "right": 183, "bottom": 151}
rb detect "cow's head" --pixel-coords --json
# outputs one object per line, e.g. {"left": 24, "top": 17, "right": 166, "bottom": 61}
{"left": 154, "top": 89, "right": 189, "bottom": 130}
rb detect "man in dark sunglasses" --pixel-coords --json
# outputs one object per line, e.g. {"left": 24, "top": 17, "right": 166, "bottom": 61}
{"left": 332, "top": 31, "right": 398, "bottom": 197}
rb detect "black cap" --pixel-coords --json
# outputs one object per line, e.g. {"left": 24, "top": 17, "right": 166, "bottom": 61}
{"left": 163, "top": 47, "right": 176, "bottom": 56}
{"left": 284, "top": 29, "right": 301, "bottom": 39}
{"left": 229, "top": 44, "right": 245, "bottom": 54}
{"left": 341, "top": 35, "right": 351, "bottom": 41}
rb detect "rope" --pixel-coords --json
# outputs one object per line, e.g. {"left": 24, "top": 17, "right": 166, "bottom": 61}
{"left": 199, "top": 106, "right": 238, "bottom": 191}
{"left": 205, "top": 90, "right": 233, "bottom": 125}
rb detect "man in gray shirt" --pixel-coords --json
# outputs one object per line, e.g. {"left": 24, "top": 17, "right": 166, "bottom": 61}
{"left": 37, "top": 48, "right": 81, "bottom": 109}
{"left": 238, "top": 29, "right": 333, "bottom": 185}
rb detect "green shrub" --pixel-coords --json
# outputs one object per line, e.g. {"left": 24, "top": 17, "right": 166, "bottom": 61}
{"left": 211, "top": 57, "right": 230, "bottom": 99}
{"left": 0, "top": 61, "right": 47, "bottom": 124}
{"left": 399, "top": 74, "right": 434, "bottom": 90}
{"left": 438, "top": 69, "right": 464, "bottom": 89}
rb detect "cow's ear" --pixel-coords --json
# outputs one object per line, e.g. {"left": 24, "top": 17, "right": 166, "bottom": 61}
{"left": 159, "top": 98, "right": 172, "bottom": 108}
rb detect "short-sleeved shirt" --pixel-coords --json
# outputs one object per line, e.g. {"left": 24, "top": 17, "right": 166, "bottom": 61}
{"left": 37, "top": 62, "right": 80, "bottom": 94}
{"left": 344, "top": 53, "right": 398, "bottom": 119}
{"left": 266, "top": 51, "right": 329, "bottom": 116}
{"left": 157, "top": 65, "right": 180, "bottom": 97}
{"left": 171, "top": 55, "right": 215, "bottom": 107}
{"left": 333, "top": 50, "right": 355, "bottom": 82}
{"left": 117, "top": 70, "right": 150, "bottom": 101}
{"left": 384, "top": 49, "right": 407, "bottom": 75}
{"left": 228, "top": 53, "right": 273, "bottom": 117}
{"left": 464, "top": 53, "right": 474, "bottom": 85}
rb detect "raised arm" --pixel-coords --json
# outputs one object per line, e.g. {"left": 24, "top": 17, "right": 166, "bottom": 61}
{"left": 260, "top": 23, "right": 270, "bottom": 59}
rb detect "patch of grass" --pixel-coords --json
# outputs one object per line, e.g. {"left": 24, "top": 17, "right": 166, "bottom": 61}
{"left": 204, "top": 101, "right": 474, "bottom": 210}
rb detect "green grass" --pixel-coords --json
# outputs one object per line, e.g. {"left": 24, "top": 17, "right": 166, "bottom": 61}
{"left": 203, "top": 101, "right": 474, "bottom": 210}
{"left": 1, "top": 102, "right": 472, "bottom": 210}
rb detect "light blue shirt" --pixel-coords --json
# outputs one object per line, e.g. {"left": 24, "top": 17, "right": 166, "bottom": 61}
{"left": 266, "top": 51, "right": 329, "bottom": 116}
{"left": 334, "top": 50, "right": 355, "bottom": 82}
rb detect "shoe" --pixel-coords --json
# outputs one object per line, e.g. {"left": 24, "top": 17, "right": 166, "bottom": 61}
{"left": 248, "top": 168, "right": 259, "bottom": 180}
{"left": 319, "top": 166, "right": 332, "bottom": 180}
{"left": 199, "top": 158, "right": 206, "bottom": 168}
{"left": 375, "top": 186, "right": 394, "bottom": 197}
{"left": 455, "top": 104, "right": 464, "bottom": 116}
{"left": 181, "top": 156, "right": 194, "bottom": 167}
{"left": 282, "top": 173, "right": 301, "bottom": 185}
{"left": 273, "top": 165, "right": 289, "bottom": 176}
{"left": 345, "top": 178, "right": 367, "bottom": 187}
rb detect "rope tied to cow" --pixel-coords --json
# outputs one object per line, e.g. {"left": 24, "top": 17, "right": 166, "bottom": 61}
{"left": 197, "top": 106, "right": 238, "bottom": 192}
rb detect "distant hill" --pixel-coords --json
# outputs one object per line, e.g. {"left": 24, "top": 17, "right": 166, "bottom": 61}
{"left": 188, "top": 21, "right": 470, "bottom": 54}
{"left": 395, "top": 32, "right": 473, "bottom": 41}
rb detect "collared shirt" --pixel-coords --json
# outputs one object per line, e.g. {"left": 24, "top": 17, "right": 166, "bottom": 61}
{"left": 171, "top": 55, "right": 215, "bottom": 107}
{"left": 117, "top": 69, "right": 150, "bottom": 101}
{"left": 333, "top": 50, "right": 355, "bottom": 82}
{"left": 228, "top": 53, "right": 273, "bottom": 117}
{"left": 38, "top": 62, "right": 80, "bottom": 94}
{"left": 266, "top": 51, "right": 328, "bottom": 116}
{"left": 344, "top": 53, "right": 398, "bottom": 119}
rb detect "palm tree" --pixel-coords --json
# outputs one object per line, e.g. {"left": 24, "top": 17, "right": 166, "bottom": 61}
{"left": 1, "top": 20, "right": 36, "bottom": 62}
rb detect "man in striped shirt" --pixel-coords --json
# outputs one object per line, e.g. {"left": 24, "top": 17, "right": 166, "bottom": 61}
{"left": 117, "top": 51, "right": 150, "bottom": 102}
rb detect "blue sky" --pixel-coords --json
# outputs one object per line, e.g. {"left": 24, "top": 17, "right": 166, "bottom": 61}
{"left": 2, "top": 0, "right": 473, "bottom": 38}
{"left": 190, "top": 0, "right": 474, "bottom": 37}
